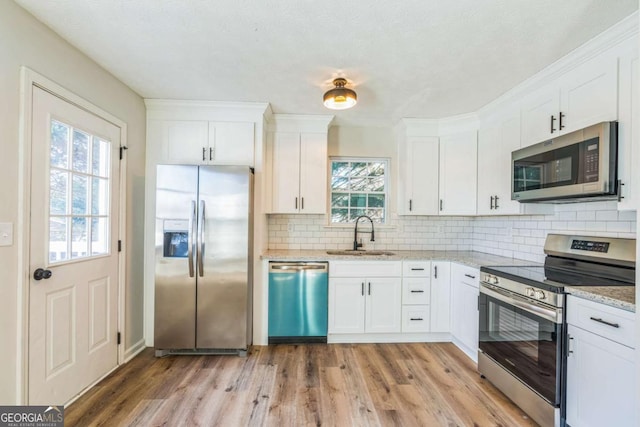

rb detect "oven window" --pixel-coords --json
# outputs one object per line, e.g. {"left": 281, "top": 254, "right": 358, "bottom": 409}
{"left": 479, "top": 293, "right": 561, "bottom": 404}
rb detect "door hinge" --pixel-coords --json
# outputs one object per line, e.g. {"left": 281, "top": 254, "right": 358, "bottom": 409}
{"left": 117, "top": 332, "right": 121, "bottom": 345}
{"left": 119, "top": 146, "right": 128, "bottom": 160}
{"left": 118, "top": 240, "right": 122, "bottom": 252}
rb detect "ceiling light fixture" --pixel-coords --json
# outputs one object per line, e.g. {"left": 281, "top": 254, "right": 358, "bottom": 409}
{"left": 323, "top": 78, "right": 357, "bottom": 110}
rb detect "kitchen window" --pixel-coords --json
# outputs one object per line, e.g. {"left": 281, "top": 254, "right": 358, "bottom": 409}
{"left": 330, "top": 158, "right": 388, "bottom": 224}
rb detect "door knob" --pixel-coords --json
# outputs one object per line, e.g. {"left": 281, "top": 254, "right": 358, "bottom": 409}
{"left": 33, "top": 268, "right": 52, "bottom": 281}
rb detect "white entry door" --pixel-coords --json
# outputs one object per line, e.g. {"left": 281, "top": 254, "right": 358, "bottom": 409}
{"left": 28, "top": 86, "right": 121, "bottom": 405}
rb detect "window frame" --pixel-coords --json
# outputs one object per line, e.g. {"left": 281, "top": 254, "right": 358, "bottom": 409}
{"left": 328, "top": 157, "right": 390, "bottom": 225}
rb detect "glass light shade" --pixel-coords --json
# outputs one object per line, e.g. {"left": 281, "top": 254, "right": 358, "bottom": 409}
{"left": 323, "top": 78, "right": 357, "bottom": 110}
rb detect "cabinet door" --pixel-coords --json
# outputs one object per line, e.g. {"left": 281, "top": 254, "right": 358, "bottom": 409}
{"left": 299, "top": 133, "right": 327, "bottom": 214}
{"left": 439, "top": 131, "right": 477, "bottom": 215}
{"left": 365, "top": 278, "right": 402, "bottom": 333}
{"left": 430, "top": 262, "right": 451, "bottom": 333}
{"left": 153, "top": 120, "right": 209, "bottom": 164}
{"left": 451, "top": 281, "right": 479, "bottom": 359}
{"left": 476, "top": 124, "right": 501, "bottom": 215}
{"left": 617, "top": 51, "right": 639, "bottom": 210}
{"left": 271, "top": 132, "right": 301, "bottom": 214}
{"left": 559, "top": 55, "right": 618, "bottom": 135}
{"left": 328, "top": 278, "right": 365, "bottom": 334}
{"left": 209, "top": 121, "right": 254, "bottom": 166}
{"left": 566, "top": 324, "right": 637, "bottom": 427}
{"left": 401, "top": 137, "right": 439, "bottom": 215}
{"left": 520, "top": 85, "right": 560, "bottom": 147}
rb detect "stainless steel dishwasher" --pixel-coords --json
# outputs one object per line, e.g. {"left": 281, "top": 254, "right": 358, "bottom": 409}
{"left": 268, "top": 262, "right": 328, "bottom": 343}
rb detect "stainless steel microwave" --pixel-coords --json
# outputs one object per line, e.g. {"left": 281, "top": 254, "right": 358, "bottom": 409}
{"left": 511, "top": 121, "right": 618, "bottom": 202}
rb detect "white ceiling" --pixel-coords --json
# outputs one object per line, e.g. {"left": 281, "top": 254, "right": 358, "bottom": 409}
{"left": 15, "top": 0, "right": 639, "bottom": 126}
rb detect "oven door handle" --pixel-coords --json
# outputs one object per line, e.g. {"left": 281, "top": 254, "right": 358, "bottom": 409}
{"left": 480, "top": 284, "right": 562, "bottom": 324}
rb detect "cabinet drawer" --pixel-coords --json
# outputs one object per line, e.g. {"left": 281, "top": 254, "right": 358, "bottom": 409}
{"left": 403, "top": 261, "right": 431, "bottom": 277}
{"left": 567, "top": 295, "right": 635, "bottom": 348}
{"left": 402, "top": 278, "right": 430, "bottom": 305}
{"left": 330, "top": 261, "right": 402, "bottom": 278}
{"left": 402, "top": 306, "right": 430, "bottom": 333}
{"left": 451, "top": 263, "right": 479, "bottom": 288}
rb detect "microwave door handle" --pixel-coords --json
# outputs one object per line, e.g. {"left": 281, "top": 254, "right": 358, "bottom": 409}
{"left": 187, "top": 200, "right": 196, "bottom": 278}
{"left": 480, "top": 284, "right": 561, "bottom": 324}
{"left": 198, "top": 200, "right": 205, "bottom": 277}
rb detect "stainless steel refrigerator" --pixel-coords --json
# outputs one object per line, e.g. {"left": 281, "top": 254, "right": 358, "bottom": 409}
{"left": 154, "top": 165, "right": 253, "bottom": 356}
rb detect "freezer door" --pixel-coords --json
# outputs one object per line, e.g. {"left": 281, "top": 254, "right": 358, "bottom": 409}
{"left": 154, "top": 165, "right": 198, "bottom": 349}
{"left": 196, "top": 166, "right": 252, "bottom": 349}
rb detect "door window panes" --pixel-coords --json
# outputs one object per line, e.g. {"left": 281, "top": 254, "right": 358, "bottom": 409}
{"left": 330, "top": 158, "right": 388, "bottom": 224}
{"left": 49, "top": 120, "right": 112, "bottom": 263}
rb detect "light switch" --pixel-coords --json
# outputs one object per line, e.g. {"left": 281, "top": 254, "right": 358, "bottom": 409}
{"left": 0, "top": 222, "right": 13, "bottom": 246}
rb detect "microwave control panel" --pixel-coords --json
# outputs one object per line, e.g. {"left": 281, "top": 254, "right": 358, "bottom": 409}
{"left": 582, "top": 139, "right": 599, "bottom": 182}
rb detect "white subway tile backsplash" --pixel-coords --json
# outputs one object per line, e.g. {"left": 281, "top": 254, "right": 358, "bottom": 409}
{"left": 267, "top": 201, "right": 636, "bottom": 259}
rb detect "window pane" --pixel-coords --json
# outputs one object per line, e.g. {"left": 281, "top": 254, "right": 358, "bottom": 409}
{"left": 331, "top": 162, "right": 350, "bottom": 177}
{"left": 91, "top": 217, "right": 109, "bottom": 255}
{"left": 72, "top": 174, "right": 88, "bottom": 215}
{"left": 368, "top": 176, "right": 385, "bottom": 191}
{"left": 91, "top": 177, "right": 109, "bottom": 215}
{"left": 72, "top": 129, "right": 90, "bottom": 173}
{"left": 50, "top": 170, "right": 68, "bottom": 215}
{"left": 350, "top": 209, "right": 365, "bottom": 220}
{"left": 331, "top": 193, "right": 349, "bottom": 207}
{"left": 50, "top": 121, "right": 69, "bottom": 168}
{"left": 350, "top": 162, "right": 369, "bottom": 177}
{"left": 331, "top": 208, "right": 348, "bottom": 223}
{"left": 71, "top": 217, "right": 88, "bottom": 258}
{"left": 367, "top": 209, "right": 385, "bottom": 223}
{"left": 331, "top": 176, "right": 349, "bottom": 190}
{"left": 350, "top": 194, "right": 366, "bottom": 208}
{"left": 368, "top": 194, "right": 385, "bottom": 207}
{"left": 92, "top": 137, "right": 110, "bottom": 177}
{"left": 369, "top": 162, "right": 385, "bottom": 176}
{"left": 49, "top": 217, "right": 68, "bottom": 262}
{"left": 349, "top": 177, "right": 368, "bottom": 191}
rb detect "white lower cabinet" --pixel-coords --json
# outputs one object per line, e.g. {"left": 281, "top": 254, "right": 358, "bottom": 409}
{"left": 328, "top": 261, "right": 402, "bottom": 335}
{"left": 401, "top": 260, "right": 431, "bottom": 333}
{"left": 565, "top": 295, "right": 637, "bottom": 427}
{"left": 450, "top": 263, "right": 479, "bottom": 361}
{"left": 430, "top": 262, "right": 451, "bottom": 333}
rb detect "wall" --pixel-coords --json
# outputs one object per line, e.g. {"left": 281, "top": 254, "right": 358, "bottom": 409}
{"left": 0, "top": 1, "right": 146, "bottom": 404}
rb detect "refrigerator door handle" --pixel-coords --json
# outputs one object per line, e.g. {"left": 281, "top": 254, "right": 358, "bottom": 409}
{"left": 198, "top": 200, "right": 205, "bottom": 277}
{"left": 188, "top": 200, "right": 196, "bottom": 278}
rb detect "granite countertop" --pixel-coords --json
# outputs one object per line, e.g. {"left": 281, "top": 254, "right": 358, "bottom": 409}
{"left": 261, "top": 249, "right": 540, "bottom": 268}
{"left": 565, "top": 286, "right": 636, "bottom": 313}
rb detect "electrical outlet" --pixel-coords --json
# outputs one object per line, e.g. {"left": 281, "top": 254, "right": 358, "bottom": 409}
{"left": 287, "top": 222, "right": 295, "bottom": 233}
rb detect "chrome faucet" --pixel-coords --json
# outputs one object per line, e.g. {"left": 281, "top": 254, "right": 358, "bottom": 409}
{"left": 353, "top": 215, "right": 375, "bottom": 250}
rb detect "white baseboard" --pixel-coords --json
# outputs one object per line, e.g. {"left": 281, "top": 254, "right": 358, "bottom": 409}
{"left": 124, "top": 338, "right": 147, "bottom": 363}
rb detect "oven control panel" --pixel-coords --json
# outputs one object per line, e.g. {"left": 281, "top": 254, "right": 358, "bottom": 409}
{"left": 570, "top": 239, "right": 610, "bottom": 253}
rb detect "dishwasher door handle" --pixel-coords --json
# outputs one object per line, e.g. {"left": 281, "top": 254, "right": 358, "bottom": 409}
{"left": 269, "top": 262, "right": 328, "bottom": 273}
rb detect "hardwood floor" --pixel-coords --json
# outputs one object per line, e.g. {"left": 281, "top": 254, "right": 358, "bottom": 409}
{"left": 66, "top": 343, "right": 539, "bottom": 426}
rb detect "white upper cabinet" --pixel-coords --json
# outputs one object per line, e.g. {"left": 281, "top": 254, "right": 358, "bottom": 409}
{"left": 521, "top": 54, "right": 618, "bottom": 147}
{"left": 439, "top": 131, "right": 477, "bottom": 215}
{"left": 617, "top": 43, "right": 639, "bottom": 210}
{"left": 398, "top": 136, "right": 439, "bottom": 215}
{"left": 150, "top": 120, "right": 254, "bottom": 165}
{"left": 267, "top": 114, "right": 333, "bottom": 214}
{"left": 145, "top": 100, "right": 266, "bottom": 167}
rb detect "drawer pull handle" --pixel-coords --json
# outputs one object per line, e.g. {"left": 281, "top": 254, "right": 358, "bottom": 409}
{"left": 410, "top": 318, "right": 424, "bottom": 321}
{"left": 410, "top": 290, "right": 425, "bottom": 293}
{"left": 589, "top": 317, "right": 619, "bottom": 328}
{"left": 464, "top": 274, "right": 476, "bottom": 279}
{"left": 411, "top": 268, "right": 425, "bottom": 271}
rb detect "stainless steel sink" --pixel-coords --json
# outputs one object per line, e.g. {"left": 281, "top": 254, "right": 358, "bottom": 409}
{"left": 326, "top": 250, "right": 395, "bottom": 256}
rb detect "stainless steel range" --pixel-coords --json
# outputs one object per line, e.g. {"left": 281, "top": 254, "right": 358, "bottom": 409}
{"left": 478, "top": 234, "right": 636, "bottom": 427}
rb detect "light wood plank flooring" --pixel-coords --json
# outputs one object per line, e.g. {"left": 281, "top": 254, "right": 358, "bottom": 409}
{"left": 66, "top": 343, "right": 539, "bottom": 426}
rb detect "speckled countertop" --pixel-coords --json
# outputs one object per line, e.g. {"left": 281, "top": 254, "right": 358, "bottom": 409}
{"left": 261, "top": 249, "right": 540, "bottom": 268}
{"left": 262, "top": 249, "right": 636, "bottom": 312}
{"left": 565, "top": 286, "right": 635, "bottom": 312}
